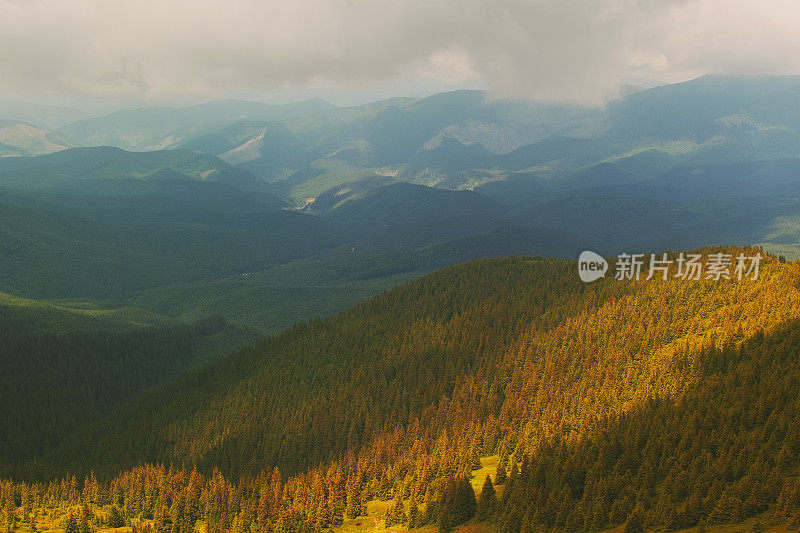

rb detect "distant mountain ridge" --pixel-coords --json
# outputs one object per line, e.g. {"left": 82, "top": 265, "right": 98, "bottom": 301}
{"left": 0, "top": 100, "right": 89, "bottom": 129}
{"left": 0, "top": 120, "right": 76, "bottom": 157}
{"left": 0, "top": 146, "right": 271, "bottom": 193}
{"left": 56, "top": 98, "right": 338, "bottom": 151}
{"left": 9, "top": 76, "right": 800, "bottom": 210}
{"left": 201, "top": 75, "right": 800, "bottom": 202}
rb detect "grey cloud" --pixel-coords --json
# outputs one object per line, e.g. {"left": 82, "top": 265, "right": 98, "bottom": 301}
{"left": 0, "top": 0, "right": 798, "bottom": 104}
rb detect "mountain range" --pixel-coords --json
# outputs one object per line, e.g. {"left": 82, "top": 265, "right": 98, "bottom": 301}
{"left": 3, "top": 75, "right": 800, "bottom": 532}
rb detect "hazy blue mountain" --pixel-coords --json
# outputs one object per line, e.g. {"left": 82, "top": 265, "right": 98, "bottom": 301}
{"left": 0, "top": 146, "right": 272, "bottom": 193}
{"left": 57, "top": 98, "right": 337, "bottom": 151}
{"left": 179, "top": 121, "right": 295, "bottom": 158}
{"left": 382, "top": 76, "right": 800, "bottom": 211}
{"left": 473, "top": 172, "right": 550, "bottom": 205}
{"left": 510, "top": 193, "right": 800, "bottom": 255}
{"left": 605, "top": 74, "right": 800, "bottom": 139}
{"left": 45, "top": 75, "right": 796, "bottom": 208}
{"left": 0, "top": 175, "right": 287, "bottom": 223}
{"left": 557, "top": 162, "right": 644, "bottom": 190}
{"left": 653, "top": 158, "right": 800, "bottom": 198}
{"left": 606, "top": 149, "right": 675, "bottom": 178}
{"left": 0, "top": 100, "right": 89, "bottom": 130}
{"left": 748, "top": 85, "right": 800, "bottom": 129}
{"left": 406, "top": 137, "right": 497, "bottom": 176}
{"left": 5, "top": 74, "right": 800, "bottom": 332}
{"left": 193, "top": 91, "right": 587, "bottom": 200}
{"left": 336, "top": 90, "right": 584, "bottom": 165}
{"left": 300, "top": 175, "right": 399, "bottom": 212}
{"left": 489, "top": 136, "right": 616, "bottom": 174}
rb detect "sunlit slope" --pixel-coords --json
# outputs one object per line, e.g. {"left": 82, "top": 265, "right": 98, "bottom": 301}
{"left": 7, "top": 250, "right": 800, "bottom": 531}
{"left": 0, "top": 120, "right": 75, "bottom": 156}
{"left": 29, "top": 249, "right": 798, "bottom": 477}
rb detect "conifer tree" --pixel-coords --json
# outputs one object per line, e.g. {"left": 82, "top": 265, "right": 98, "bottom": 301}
{"left": 2, "top": 498, "right": 13, "bottom": 533}
{"left": 345, "top": 484, "right": 364, "bottom": 519}
{"left": 111, "top": 506, "right": 126, "bottom": 529}
{"left": 624, "top": 503, "right": 644, "bottom": 533}
{"left": 495, "top": 461, "right": 507, "bottom": 486}
{"left": 153, "top": 505, "right": 170, "bottom": 533}
{"left": 78, "top": 512, "right": 91, "bottom": 533}
{"left": 438, "top": 476, "right": 476, "bottom": 531}
{"left": 477, "top": 475, "right": 497, "bottom": 519}
{"left": 408, "top": 495, "right": 421, "bottom": 529}
{"left": 65, "top": 514, "right": 78, "bottom": 533}
{"left": 390, "top": 497, "right": 406, "bottom": 526}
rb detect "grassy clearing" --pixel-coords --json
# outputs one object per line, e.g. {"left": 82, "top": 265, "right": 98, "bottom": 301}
{"left": 334, "top": 456, "right": 502, "bottom": 533}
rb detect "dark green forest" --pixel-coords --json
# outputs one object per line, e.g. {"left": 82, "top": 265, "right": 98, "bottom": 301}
{"left": 0, "top": 312, "right": 255, "bottom": 473}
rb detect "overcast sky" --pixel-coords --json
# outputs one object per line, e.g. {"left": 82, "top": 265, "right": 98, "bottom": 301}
{"left": 1, "top": 0, "right": 799, "bottom": 106}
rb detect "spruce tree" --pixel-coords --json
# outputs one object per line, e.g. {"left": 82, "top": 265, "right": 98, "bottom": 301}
{"left": 477, "top": 475, "right": 497, "bottom": 519}
{"left": 624, "top": 504, "right": 644, "bottom": 533}
{"left": 345, "top": 482, "right": 364, "bottom": 519}
{"left": 78, "top": 512, "right": 91, "bottom": 533}
{"left": 495, "top": 461, "right": 507, "bottom": 485}
{"left": 408, "top": 496, "right": 421, "bottom": 529}
{"left": 65, "top": 514, "right": 78, "bottom": 533}
{"left": 153, "top": 505, "right": 170, "bottom": 533}
{"left": 438, "top": 476, "right": 476, "bottom": 531}
{"left": 391, "top": 497, "right": 406, "bottom": 525}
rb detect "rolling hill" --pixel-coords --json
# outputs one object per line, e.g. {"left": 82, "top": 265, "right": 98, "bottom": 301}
{"left": 603, "top": 74, "right": 800, "bottom": 140}
{"left": 0, "top": 182, "right": 347, "bottom": 300}
{"left": 9, "top": 75, "right": 797, "bottom": 209}
{"left": 310, "top": 182, "right": 505, "bottom": 234}
{"left": 0, "top": 146, "right": 275, "bottom": 193}
{"left": 186, "top": 91, "right": 588, "bottom": 201}
{"left": 127, "top": 195, "right": 590, "bottom": 333}
{"left": 5, "top": 69, "right": 800, "bottom": 533}
{"left": 4, "top": 251, "right": 800, "bottom": 533}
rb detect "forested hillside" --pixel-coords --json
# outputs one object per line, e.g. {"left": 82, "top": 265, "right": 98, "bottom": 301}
{"left": 0, "top": 149, "right": 592, "bottom": 333}
{"left": 4, "top": 249, "right": 800, "bottom": 532}
{"left": 0, "top": 305, "right": 257, "bottom": 476}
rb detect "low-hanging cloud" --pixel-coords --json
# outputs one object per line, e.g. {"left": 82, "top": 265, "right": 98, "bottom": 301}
{"left": 0, "top": 0, "right": 799, "bottom": 104}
